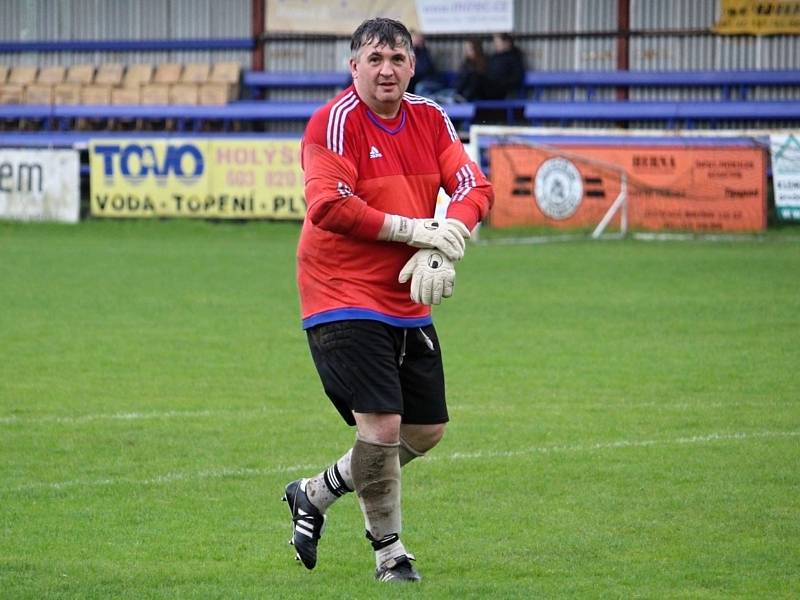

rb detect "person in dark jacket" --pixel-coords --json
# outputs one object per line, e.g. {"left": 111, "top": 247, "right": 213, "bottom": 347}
{"left": 484, "top": 32, "right": 525, "bottom": 99}
{"left": 454, "top": 38, "right": 488, "bottom": 101}
{"left": 408, "top": 30, "right": 443, "bottom": 96}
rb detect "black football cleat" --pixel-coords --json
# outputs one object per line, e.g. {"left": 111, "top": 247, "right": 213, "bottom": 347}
{"left": 282, "top": 478, "right": 325, "bottom": 570}
{"left": 375, "top": 554, "right": 421, "bottom": 583}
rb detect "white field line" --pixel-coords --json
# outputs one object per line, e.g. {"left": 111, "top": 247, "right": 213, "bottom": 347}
{"left": 0, "top": 400, "right": 789, "bottom": 426}
{"left": 441, "top": 430, "right": 800, "bottom": 461}
{"left": 474, "top": 232, "right": 800, "bottom": 246}
{"left": 4, "top": 463, "right": 321, "bottom": 493}
{"left": 453, "top": 400, "right": 792, "bottom": 412}
{"left": 0, "top": 407, "right": 297, "bottom": 425}
{"left": 4, "top": 430, "right": 797, "bottom": 494}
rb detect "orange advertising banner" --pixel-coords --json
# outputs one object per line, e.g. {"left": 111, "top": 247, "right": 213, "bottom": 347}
{"left": 488, "top": 144, "right": 767, "bottom": 232}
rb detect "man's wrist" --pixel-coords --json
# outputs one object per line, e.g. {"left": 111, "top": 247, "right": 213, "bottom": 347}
{"left": 381, "top": 214, "right": 414, "bottom": 243}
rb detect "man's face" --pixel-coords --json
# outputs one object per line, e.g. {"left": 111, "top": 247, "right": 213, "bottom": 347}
{"left": 350, "top": 37, "right": 415, "bottom": 115}
{"left": 493, "top": 34, "right": 510, "bottom": 52}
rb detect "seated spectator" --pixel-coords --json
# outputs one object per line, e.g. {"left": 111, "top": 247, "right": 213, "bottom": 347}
{"left": 454, "top": 38, "right": 488, "bottom": 101}
{"left": 484, "top": 33, "right": 525, "bottom": 99}
{"left": 408, "top": 30, "right": 443, "bottom": 97}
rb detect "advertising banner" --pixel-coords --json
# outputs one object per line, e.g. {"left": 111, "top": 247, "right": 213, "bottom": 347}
{"left": 488, "top": 144, "right": 767, "bottom": 232}
{"left": 90, "top": 138, "right": 305, "bottom": 220}
{"left": 714, "top": 0, "right": 800, "bottom": 35}
{"left": 265, "top": 0, "right": 512, "bottom": 34}
{"left": 266, "top": 0, "right": 419, "bottom": 34}
{"left": 0, "top": 149, "right": 80, "bottom": 223}
{"left": 770, "top": 133, "right": 800, "bottom": 221}
{"left": 416, "top": 0, "right": 514, "bottom": 33}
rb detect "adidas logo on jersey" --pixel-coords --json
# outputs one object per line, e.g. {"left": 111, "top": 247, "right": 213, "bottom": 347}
{"left": 369, "top": 145, "right": 383, "bottom": 159}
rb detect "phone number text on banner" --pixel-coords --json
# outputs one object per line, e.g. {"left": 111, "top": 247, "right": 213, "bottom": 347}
{"left": 90, "top": 139, "right": 306, "bottom": 219}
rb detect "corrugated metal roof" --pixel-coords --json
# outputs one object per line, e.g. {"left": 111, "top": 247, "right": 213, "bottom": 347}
{"left": 0, "top": 0, "right": 249, "bottom": 66}
{"left": 631, "top": 0, "right": 718, "bottom": 30}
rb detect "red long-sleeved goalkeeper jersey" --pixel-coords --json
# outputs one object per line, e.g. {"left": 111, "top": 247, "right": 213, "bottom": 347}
{"left": 297, "top": 86, "right": 494, "bottom": 329}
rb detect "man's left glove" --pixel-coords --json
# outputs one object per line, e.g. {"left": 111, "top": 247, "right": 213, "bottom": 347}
{"left": 384, "top": 215, "right": 470, "bottom": 262}
{"left": 398, "top": 248, "right": 456, "bottom": 305}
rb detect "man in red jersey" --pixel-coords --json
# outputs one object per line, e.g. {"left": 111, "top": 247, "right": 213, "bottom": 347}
{"left": 282, "top": 17, "right": 493, "bottom": 583}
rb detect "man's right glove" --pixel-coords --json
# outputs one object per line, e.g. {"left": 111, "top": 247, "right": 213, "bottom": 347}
{"left": 398, "top": 248, "right": 456, "bottom": 305}
{"left": 384, "top": 215, "right": 470, "bottom": 262}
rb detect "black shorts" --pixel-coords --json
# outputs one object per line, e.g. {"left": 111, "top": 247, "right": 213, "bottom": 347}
{"left": 306, "top": 320, "right": 448, "bottom": 426}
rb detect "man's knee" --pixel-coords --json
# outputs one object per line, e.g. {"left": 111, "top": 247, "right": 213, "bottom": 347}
{"left": 400, "top": 423, "right": 447, "bottom": 454}
{"left": 353, "top": 411, "right": 402, "bottom": 445}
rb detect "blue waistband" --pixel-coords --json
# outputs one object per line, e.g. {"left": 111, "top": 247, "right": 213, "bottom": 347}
{"left": 302, "top": 308, "right": 433, "bottom": 330}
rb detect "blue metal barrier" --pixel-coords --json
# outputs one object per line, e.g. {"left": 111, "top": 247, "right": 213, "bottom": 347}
{"left": 522, "top": 100, "right": 800, "bottom": 127}
{"left": 523, "top": 69, "right": 800, "bottom": 101}
{"left": 0, "top": 38, "right": 254, "bottom": 52}
{"left": 1, "top": 100, "right": 798, "bottom": 132}
{"left": 0, "top": 101, "right": 477, "bottom": 132}
{"left": 242, "top": 71, "right": 351, "bottom": 89}
{"left": 240, "top": 68, "right": 800, "bottom": 102}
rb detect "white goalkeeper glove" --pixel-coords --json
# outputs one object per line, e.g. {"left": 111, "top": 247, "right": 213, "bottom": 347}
{"left": 398, "top": 248, "right": 456, "bottom": 305}
{"left": 384, "top": 215, "right": 470, "bottom": 262}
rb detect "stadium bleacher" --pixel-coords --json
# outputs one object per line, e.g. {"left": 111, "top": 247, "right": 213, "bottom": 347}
{"left": 2, "top": 60, "right": 799, "bottom": 136}
{"left": 522, "top": 69, "right": 800, "bottom": 101}
{"left": 0, "top": 60, "right": 245, "bottom": 133}
{"left": 242, "top": 68, "right": 800, "bottom": 101}
{"left": 0, "top": 61, "right": 241, "bottom": 108}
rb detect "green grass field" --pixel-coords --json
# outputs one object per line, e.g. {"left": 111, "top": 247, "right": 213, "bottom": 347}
{"left": 1, "top": 220, "right": 798, "bottom": 599}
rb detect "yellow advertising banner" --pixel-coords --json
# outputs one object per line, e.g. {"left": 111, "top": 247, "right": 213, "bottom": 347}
{"left": 714, "top": 0, "right": 800, "bottom": 35}
{"left": 266, "top": 0, "right": 419, "bottom": 34}
{"left": 90, "top": 138, "right": 306, "bottom": 220}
